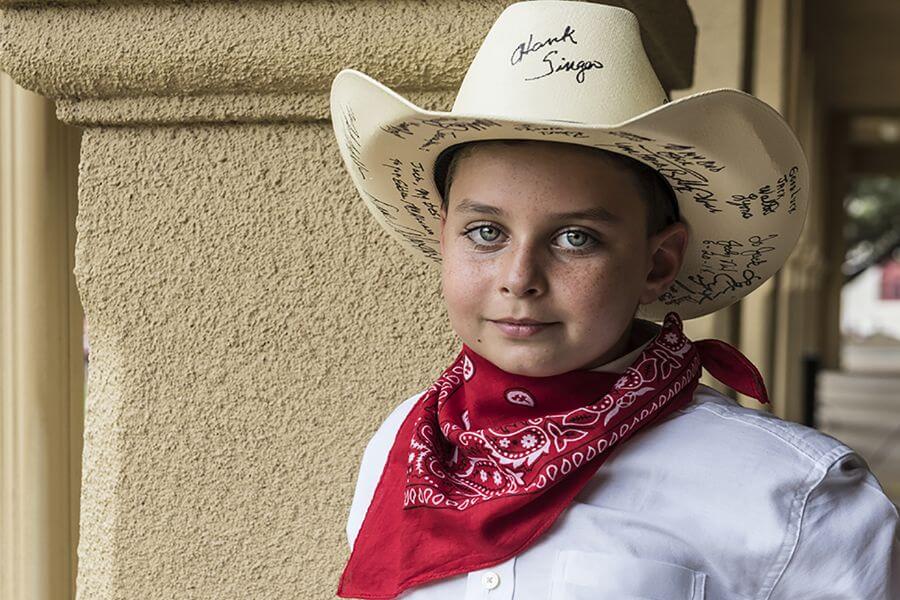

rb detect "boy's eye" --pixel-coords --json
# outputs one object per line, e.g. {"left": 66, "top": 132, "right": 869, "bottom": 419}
{"left": 466, "top": 225, "right": 504, "bottom": 245}
{"left": 554, "top": 229, "right": 598, "bottom": 251}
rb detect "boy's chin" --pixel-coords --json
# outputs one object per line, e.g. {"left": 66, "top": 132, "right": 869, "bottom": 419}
{"left": 483, "top": 346, "right": 573, "bottom": 378}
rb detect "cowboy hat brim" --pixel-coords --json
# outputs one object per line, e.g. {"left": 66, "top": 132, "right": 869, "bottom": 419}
{"left": 330, "top": 68, "right": 809, "bottom": 321}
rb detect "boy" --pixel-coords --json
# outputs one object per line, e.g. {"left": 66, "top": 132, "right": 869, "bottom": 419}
{"left": 329, "top": 2, "right": 899, "bottom": 598}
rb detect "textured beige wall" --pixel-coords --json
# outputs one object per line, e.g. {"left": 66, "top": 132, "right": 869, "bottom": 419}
{"left": 0, "top": 1, "right": 701, "bottom": 598}
{"left": 73, "top": 123, "right": 458, "bottom": 598}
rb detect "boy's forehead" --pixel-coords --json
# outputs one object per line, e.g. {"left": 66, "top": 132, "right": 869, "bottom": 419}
{"left": 450, "top": 140, "right": 643, "bottom": 215}
{"left": 453, "top": 197, "right": 626, "bottom": 226}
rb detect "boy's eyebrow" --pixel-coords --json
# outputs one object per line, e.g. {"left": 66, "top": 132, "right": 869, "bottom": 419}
{"left": 454, "top": 198, "right": 622, "bottom": 223}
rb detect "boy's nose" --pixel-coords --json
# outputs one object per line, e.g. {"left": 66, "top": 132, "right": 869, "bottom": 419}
{"left": 498, "top": 243, "right": 547, "bottom": 298}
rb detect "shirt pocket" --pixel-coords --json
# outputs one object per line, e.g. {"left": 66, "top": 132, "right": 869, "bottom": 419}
{"left": 548, "top": 549, "right": 708, "bottom": 600}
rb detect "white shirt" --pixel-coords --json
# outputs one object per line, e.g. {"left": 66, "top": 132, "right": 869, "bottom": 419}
{"left": 346, "top": 344, "right": 900, "bottom": 599}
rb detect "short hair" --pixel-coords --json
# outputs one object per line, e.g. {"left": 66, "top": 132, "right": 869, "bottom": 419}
{"left": 434, "top": 140, "right": 679, "bottom": 237}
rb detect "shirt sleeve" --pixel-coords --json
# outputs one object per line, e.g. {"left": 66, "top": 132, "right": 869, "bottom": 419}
{"left": 345, "top": 390, "right": 424, "bottom": 550}
{"left": 767, "top": 451, "right": 900, "bottom": 599}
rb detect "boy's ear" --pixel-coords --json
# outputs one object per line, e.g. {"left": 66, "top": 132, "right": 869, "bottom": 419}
{"left": 639, "top": 222, "right": 689, "bottom": 306}
{"left": 438, "top": 211, "right": 447, "bottom": 254}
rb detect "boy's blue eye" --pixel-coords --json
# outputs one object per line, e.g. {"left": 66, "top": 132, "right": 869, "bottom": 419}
{"left": 467, "top": 225, "right": 502, "bottom": 244}
{"left": 555, "top": 229, "right": 598, "bottom": 251}
{"left": 562, "top": 231, "right": 588, "bottom": 247}
{"left": 478, "top": 226, "right": 500, "bottom": 242}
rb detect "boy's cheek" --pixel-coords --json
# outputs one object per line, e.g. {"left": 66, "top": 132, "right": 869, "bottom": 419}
{"left": 442, "top": 251, "right": 492, "bottom": 289}
{"left": 441, "top": 272, "right": 491, "bottom": 332}
{"left": 442, "top": 296, "right": 486, "bottom": 344}
{"left": 442, "top": 278, "right": 483, "bottom": 314}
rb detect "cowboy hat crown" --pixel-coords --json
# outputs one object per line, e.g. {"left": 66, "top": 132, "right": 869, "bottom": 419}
{"left": 452, "top": 1, "right": 667, "bottom": 123}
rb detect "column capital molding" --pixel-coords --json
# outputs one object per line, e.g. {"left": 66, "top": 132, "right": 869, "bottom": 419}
{"left": 0, "top": 0, "right": 695, "bottom": 124}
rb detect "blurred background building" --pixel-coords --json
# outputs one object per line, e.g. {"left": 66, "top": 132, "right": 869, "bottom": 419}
{"left": 0, "top": 1, "right": 897, "bottom": 599}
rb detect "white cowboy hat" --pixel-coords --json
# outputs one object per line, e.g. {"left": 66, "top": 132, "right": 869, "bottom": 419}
{"left": 329, "top": 0, "right": 809, "bottom": 321}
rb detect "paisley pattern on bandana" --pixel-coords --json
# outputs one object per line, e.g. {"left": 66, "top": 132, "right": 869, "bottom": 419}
{"left": 404, "top": 312, "right": 700, "bottom": 511}
{"left": 504, "top": 387, "right": 535, "bottom": 407}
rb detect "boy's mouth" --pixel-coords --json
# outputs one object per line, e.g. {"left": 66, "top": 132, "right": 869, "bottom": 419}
{"left": 489, "top": 317, "right": 557, "bottom": 338}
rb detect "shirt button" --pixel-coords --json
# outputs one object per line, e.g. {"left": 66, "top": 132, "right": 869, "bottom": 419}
{"left": 481, "top": 570, "right": 500, "bottom": 589}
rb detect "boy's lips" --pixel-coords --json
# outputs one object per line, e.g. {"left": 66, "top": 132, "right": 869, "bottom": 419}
{"left": 489, "top": 317, "right": 558, "bottom": 338}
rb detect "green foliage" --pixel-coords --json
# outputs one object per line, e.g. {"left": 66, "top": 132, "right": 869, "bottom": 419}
{"left": 843, "top": 176, "right": 900, "bottom": 276}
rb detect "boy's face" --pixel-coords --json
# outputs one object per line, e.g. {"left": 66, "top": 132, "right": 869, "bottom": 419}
{"left": 438, "top": 140, "right": 687, "bottom": 377}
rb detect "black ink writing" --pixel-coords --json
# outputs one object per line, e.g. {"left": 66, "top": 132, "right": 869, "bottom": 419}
{"left": 729, "top": 165, "right": 800, "bottom": 219}
{"left": 381, "top": 117, "right": 502, "bottom": 151}
{"left": 411, "top": 161, "right": 425, "bottom": 185}
{"left": 417, "top": 118, "right": 502, "bottom": 152}
{"left": 364, "top": 191, "right": 440, "bottom": 261}
{"left": 524, "top": 50, "right": 604, "bottom": 84}
{"left": 381, "top": 120, "right": 422, "bottom": 140}
{"left": 391, "top": 221, "right": 441, "bottom": 261}
{"left": 595, "top": 140, "right": 725, "bottom": 214}
{"left": 341, "top": 103, "right": 369, "bottom": 181}
{"left": 656, "top": 144, "right": 725, "bottom": 173}
{"left": 422, "top": 201, "right": 441, "bottom": 219}
{"left": 512, "top": 123, "right": 588, "bottom": 138}
{"left": 510, "top": 25, "right": 577, "bottom": 66}
{"left": 403, "top": 201, "right": 435, "bottom": 236}
{"left": 608, "top": 130, "right": 655, "bottom": 142}
{"left": 365, "top": 191, "right": 400, "bottom": 221}
{"left": 658, "top": 233, "right": 780, "bottom": 306}
{"left": 787, "top": 166, "right": 800, "bottom": 214}
{"left": 379, "top": 160, "right": 440, "bottom": 238}
{"left": 383, "top": 157, "right": 408, "bottom": 200}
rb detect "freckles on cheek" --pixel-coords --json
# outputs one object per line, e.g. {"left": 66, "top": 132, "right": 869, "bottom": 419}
{"left": 565, "top": 261, "right": 608, "bottom": 292}
{"left": 563, "top": 265, "right": 622, "bottom": 313}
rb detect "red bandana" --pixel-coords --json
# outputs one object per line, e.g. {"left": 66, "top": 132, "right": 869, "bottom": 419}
{"left": 337, "top": 312, "right": 769, "bottom": 599}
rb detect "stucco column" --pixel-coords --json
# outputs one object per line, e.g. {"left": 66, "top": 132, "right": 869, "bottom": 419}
{"left": 0, "top": 2, "right": 696, "bottom": 598}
